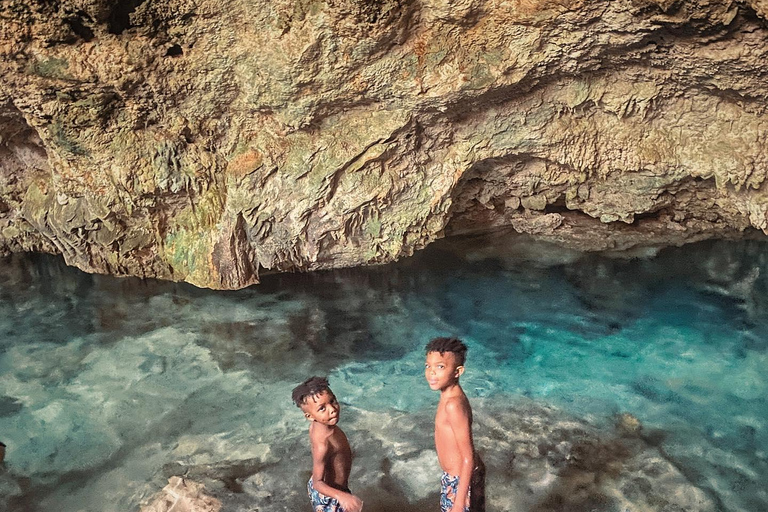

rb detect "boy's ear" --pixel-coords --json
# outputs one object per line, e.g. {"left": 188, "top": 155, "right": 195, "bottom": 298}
{"left": 305, "top": 412, "right": 314, "bottom": 421}
{"left": 455, "top": 365, "right": 465, "bottom": 377}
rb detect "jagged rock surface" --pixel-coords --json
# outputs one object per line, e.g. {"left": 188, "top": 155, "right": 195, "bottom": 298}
{"left": 140, "top": 477, "right": 221, "bottom": 512}
{"left": 137, "top": 402, "right": 719, "bottom": 512}
{"left": 1, "top": 0, "right": 767, "bottom": 289}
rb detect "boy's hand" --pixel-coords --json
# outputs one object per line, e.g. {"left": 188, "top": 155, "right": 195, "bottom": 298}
{"left": 338, "top": 493, "right": 363, "bottom": 512}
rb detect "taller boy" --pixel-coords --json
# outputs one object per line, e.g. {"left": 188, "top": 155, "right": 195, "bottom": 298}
{"left": 425, "top": 337, "right": 481, "bottom": 512}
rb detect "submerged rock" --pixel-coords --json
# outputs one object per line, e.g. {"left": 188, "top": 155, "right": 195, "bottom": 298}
{"left": 1, "top": 0, "right": 768, "bottom": 288}
{"left": 152, "top": 400, "right": 717, "bottom": 512}
{"left": 476, "top": 401, "right": 716, "bottom": 512}
{"left": 615, "top": 412, "right": 643, "bottom": 438}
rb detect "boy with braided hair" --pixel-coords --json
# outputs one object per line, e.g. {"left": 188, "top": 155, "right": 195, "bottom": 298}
{"left": 292, "top": 377, "right": 363, "bottom": 512}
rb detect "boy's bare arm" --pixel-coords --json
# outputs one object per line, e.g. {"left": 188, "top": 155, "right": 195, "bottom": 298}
{"left": 310, "top": 436, "right": 364, "bottom": 512}
{"left": 446, "top": 398, "right": 474, "bottom": 512}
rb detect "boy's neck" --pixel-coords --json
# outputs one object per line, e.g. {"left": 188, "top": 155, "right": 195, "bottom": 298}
{"left": 439, "top": 380, "right": 463, "bottom": 398}
{"left": 310, "top": 421, "right": 337, "bottom": 434}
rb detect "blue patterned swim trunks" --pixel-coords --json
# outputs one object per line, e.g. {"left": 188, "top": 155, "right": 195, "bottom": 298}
{"left": 440, "top": 472, "right": 471, "bottom": 512}
{"left": 307, "top": 478, "right": 347, "bottom": 512}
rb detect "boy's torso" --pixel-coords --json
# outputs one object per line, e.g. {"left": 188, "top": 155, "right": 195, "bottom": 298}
{"left": 311, "top": 424, "right": 353, "bottom": 489}
{"left": 434, "top": 392, "right": 472, "bottom": 476}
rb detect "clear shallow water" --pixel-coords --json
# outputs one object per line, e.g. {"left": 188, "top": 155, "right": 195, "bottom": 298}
{"left": 1, "top": 234, "right": 767, "bottom": 511}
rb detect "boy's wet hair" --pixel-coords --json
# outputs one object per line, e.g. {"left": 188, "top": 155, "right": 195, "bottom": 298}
{"left": 292, "top": 376, "right": 332, "bottom": 408}
{"left": 425, "top": 337, "right": 467, "bottom": 366}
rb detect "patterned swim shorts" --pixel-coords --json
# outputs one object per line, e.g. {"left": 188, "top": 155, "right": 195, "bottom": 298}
{"left": 440, "top": 472, "right": 471, "bottom": 512}
{"left": 307, "top": 478, "right": 347, "bottom": 512}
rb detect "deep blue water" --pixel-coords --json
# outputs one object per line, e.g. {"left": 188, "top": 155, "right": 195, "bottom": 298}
{"left": 1, "top": 234, "right": 767, "bottom": 511}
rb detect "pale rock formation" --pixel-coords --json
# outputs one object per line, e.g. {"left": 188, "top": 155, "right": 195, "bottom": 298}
{"left": 475, "top": 402, "right": 718, "bottom": 512}
{"left": 149, "top": 400, "right": 719, "bottom": 512}
{"left": 1, "top": 0, "right": 767, "bottom": 288}
{"left": 140, "top": 476, "right": 221, "bottom": 512}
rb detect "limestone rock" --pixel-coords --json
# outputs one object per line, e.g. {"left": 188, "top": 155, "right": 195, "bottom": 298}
{"left": 615, "top": 412, "right": 643, "bottom": 437}
{"left": 140, "top": 476, "right": 221, "bottom": 512}
{"left": 2, "top": 0, "right": 768, "bottom": 288}
{"left": 475, "top": 401, "right": 718, "bottom": 512}
{"left": 0, "top": 467, "right": 23, "bottom": 510}
{"left": 182, "top": 400, "right": 719, "bottom": 512}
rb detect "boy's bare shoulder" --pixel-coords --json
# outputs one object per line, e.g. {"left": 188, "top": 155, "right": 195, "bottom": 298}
{"left": 442, "top": 393, "right": 471, "bottom": 415}
{"left": 309, "top": 424, "right": 344, "bottom": 446}
{"left": 309, "top": 423, "right": 328, "bottom": 443}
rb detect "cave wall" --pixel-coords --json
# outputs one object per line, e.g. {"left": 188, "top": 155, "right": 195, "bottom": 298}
{"left": 1, "top": 0, "right": 767, "bottom": 289}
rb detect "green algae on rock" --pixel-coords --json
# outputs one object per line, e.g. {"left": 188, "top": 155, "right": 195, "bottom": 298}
{"left": 1, "top": 0, "right": 768, "bottom": 288}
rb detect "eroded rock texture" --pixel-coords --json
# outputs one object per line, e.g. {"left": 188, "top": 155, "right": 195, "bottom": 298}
{"left": 140, "top": 476, "right": 222, "bottom": 512}
{"left": 1, "top": 0, "right": 767, "bottom": 289}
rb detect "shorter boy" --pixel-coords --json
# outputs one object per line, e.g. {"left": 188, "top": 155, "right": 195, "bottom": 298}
{"left": 425, "top": 337, "right": 484, "bottom": 512}
{"left": 292, "top": 376, "right": 363, "bottom": 512}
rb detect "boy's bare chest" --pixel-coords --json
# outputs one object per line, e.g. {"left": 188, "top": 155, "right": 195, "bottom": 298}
{"left": 434, "top": 405, "right": 454, "bottom": 437}
{"left": 434, "top": 398, "right": 472, "bottom": 432}
{"left": 326, "top": 429, "right": 352, "bottom": 455}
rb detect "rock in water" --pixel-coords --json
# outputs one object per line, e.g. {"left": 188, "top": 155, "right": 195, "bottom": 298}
{"left": 615, "top": 412, "right": 643, "bottom": 437}
{"left": 140, "top": 477, "right": 221, "bottom": 512}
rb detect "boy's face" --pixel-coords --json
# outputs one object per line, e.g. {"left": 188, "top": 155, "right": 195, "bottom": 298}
{"left": 425, "top": 351, "right": 464, "bottom": 391}
{"left": 300, "top": 390, "right": 340, "bottom": 426}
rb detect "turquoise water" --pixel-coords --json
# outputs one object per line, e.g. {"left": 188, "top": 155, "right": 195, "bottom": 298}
{"left": 1, "top": 235, "right": 767, "bottom": 511}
